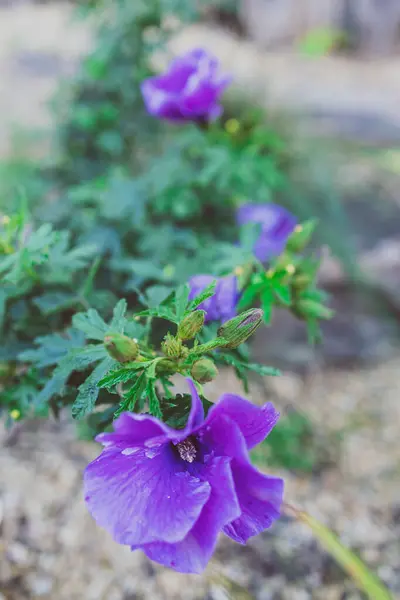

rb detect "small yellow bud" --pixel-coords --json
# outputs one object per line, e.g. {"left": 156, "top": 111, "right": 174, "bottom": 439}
{"left": 1, "top": 215, "right": 11, "bottom": 225}
{"left": 10, "top": 409, "right": 20, "bottom": 420}
{"left": 225, "top": 118, "right": 240, "bottom": 135}
{"left": 286, "top": 264, "right": 296, "bottom": 276}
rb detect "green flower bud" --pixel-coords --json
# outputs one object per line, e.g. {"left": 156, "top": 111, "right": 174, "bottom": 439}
{"left": 292, "top": 273, "right": 313, "bottom": 290}
{"left": 295, "top": 299, "right": 334, "bottom": 320}
{"left": 177, "top": 310, "right": 205, "bottom": 340}
{"left": 191, "top": 358, "right": 218, "bottom": 384}
{"left": 104, "top": 333, "right": 139, "bottom": 363}
{"left": 161, "top": 333, "right": 183, "bottom": 358}
{"left": 156, "top": 358, "right": 177, "bottom": 376}
{"left": 286, "top": 220, "right": 317, "bottom": 253}
{"left": 217, "top": 308, "right": 263, "bottom": 349}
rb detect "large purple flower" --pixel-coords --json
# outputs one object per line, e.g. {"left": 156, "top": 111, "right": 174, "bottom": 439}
{"left": 188, "top": 274, "right": 239, "bottom": 324}
{"left": 140, "top": 49, "right": 231, "bottom": 122}
{"left": 84, "top": 380, "right": 283, "bottom": 574}
{"left": 237, "top": 203, "right": 297, "bottom": 263}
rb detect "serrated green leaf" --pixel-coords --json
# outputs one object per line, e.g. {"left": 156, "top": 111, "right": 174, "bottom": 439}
{"left": 273, "top": 283, "right": 292, "bottom": 306}
{"left": 36, "top": 345, "right": 107, "bottom": 404}
{"left": 144, "top": 285, "right": 172, "bottom": 309}
{"left": 188, "top": 280, "right": 217, "bottom": 311}
{"left": 19, "top": 328, "right": 85, "bottom": 368}
{"left": 237, "top": 283, "right": 262, "bottom": 310}
{"left": 72, "top": 356, "right": 116, "bottom": 419}
{"left": 98, "top": 367, "right": 142, "bottom": 389}
{"left": 73, "top": 309, "right": 109, "bottom": 340}
{"left": 146, "top": 380, "right": 162, "bottom": 418}
{"left": 110, "top": 299, "right": 127, "bottom": 332}
{"left": 115, "top": 371, "right": 147, "bottom": 417}
{"left": 175, "top": 283, "right": 190, "bottom": 320}
{"left": 245, "top": 363, "right": 281, "bottom": 377}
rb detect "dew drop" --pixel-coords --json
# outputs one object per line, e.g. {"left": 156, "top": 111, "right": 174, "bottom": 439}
{"left": 121, "top": 447, "right": 140, "bottom": 456}
{"left": 145, "top": 446, "right": 161, "bottom": 459}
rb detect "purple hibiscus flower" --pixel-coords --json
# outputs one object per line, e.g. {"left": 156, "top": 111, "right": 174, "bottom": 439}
{"left": 237, "top": 203, "right": 297, "bottom": 263}
{"left": 188, "top": 274, "right": 239, "bottom": 324}
{"left": 140, "top": 48, "right": 231, "bottom": 123}
{"left": 84, "top": 379, "right": 283, "bottom": 574}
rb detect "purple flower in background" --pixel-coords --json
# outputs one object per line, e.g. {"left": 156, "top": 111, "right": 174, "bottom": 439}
{"left": 237, "top": 203, "right": 297, "bottom": 263}
{"left": 188, "top": 274, "right": 239, "bottom": 323}
{"left": 140, "top": 49, "right": 231, "bottom": 123}
{"left": 84, "top": 379, "right": 283, "bottom": 574}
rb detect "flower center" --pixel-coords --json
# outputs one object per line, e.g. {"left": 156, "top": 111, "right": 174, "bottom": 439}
{"left": 176, "top": 437, "right": 197, "bottom": 463}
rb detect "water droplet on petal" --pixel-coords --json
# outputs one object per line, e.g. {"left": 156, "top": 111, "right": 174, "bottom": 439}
{"left": 145, "top": 446, "right": 161, "bottom": 459}
{"left": 121, "top": 447, "right": 140, "bottom": 456}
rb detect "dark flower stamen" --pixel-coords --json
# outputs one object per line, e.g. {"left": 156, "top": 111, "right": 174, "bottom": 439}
{"left": 176, "top": 438, "right": 197, "bottom": 463}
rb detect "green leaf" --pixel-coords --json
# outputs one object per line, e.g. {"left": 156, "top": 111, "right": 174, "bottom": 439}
{"left": 287, "top": 506, "right": 393, "bottom": 600}
{"left": 237, "top": 283, "right": 262, "bottom": 311}
{"left": 273, "top": 283, "right": 292, "bottom": 306}
{"left": 33, "top": 292, "right": 78, "bottom": 315}
{"left": 175, "top": 283, "right": 190, "bottom": 320}
{"left": 188, "top": 280, "right": 217, "bottom": 311}
{"left": 98, "top": 367, "right": 142, "bottom": 389}
{"left": 261, "top": 286, "right": 274, "bottom": 324}
{"left": 110, "top": 299, "right": 127, "bottom": 332}
{"left": 246, "top": 363, "right": 281, "bottom": 377}
{"left": 145, "top": 285, "right": 172, "bottom": 309}
{"left": 73, "top": 309, "right": 109, "bottom": 340}
{"left": 19, "top": 328, "right": 85, "bottom": 368}
{"left": 146, "top": 380, "right": 162, "bottom": 418}
{"left": 114, "top": 371, "right": 147, "bottom": 417}
{"left": 36, "top": 345, "right": 107, "bottom": 404}
{"left": 72, "top": 356, "right": 116, "bottom": 419}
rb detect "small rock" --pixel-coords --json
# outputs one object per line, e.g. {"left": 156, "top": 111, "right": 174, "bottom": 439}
{"left": 6, "top": 542, "right": 32, "bottom": 567}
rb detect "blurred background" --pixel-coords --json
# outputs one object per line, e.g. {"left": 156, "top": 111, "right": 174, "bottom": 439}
{"left": 0, "top": 1, "right": 400, "bottom": 599}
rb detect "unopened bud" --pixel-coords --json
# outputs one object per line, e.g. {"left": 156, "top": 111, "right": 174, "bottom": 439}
{"left": 295, "top": 299, "right": 333, "bottom": 320}
{"left": 161, "top": 333, "right": 183, "bottom": 358}
{"left": 104, "top": 333, "right": 139, "bottom": 363}
{"left": 177, "top": 310, "right": 205, "bottom": 340}
{"left": 156, "top": 358, "right": 177, "bottom": 376}
{"left": 218, "top": 308, "right": 263, "bottom": 349}
{"left": 191, "top": 358, "right": 218, "bottom": 384}
{"left": 286, "top": 220, "right": 317, "bottom": 253}
{"left": 292, "top": 273, "right": 313, "bottom": 289}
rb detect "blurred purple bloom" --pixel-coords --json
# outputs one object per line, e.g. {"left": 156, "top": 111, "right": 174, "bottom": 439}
{"left": 237, "top": 203, "right": 297, "bottom": 262}
{"left": 84, "top": 380, "right": 283, "bottom": 574}
{"left": 188, "top": 274, "right": 239, "bottom": 323}
{"left": 140, "top": 49, "right": 231, "bottom": 122}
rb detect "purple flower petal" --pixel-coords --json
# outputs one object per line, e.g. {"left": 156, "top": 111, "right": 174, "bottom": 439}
{"left": 139, "top": 456, "right": 240, "bottom": 573}
{"left": 236, "top": 203, "right": 297, "bottom": 262}
{"left": 223, "top": 463, "right": 283, "bottom": 544}
{"left": 141, "top": 48, "right": 230, "bottom": 123}
{"left": 206, "top": 395, "right": 279, "bottom": 450}
{"left": 84, "top": 444, "right": 211, "bottom": 546}
{"left": 188, "top": 274, "right": 239, "bottom": 324}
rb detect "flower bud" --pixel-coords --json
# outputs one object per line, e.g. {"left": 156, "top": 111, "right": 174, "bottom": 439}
{"left": 292, "top": 273, "right": 313, "bottom": 290}
{"left": 104, "top": 334, "right": 139, "bottom": 363}
{"left": 218, "top": 308, "right": 263, "bottom": 349}
{"left": 177, "top": 310, "right": 205, "bottom": 340}
{"left": 295, "top": 300, "right": 333, "bottom": 320}
{"left": 156, "top": 358, "right": 177, "bottom": 376}
{"left": 161, "top": 333, "right": 183, "bottom": 358}
{"left": 191, "top": 358, "right": 218, "bottom": 384}
{"left": 286, "top": 220, "right": 317, "bottom": 253}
